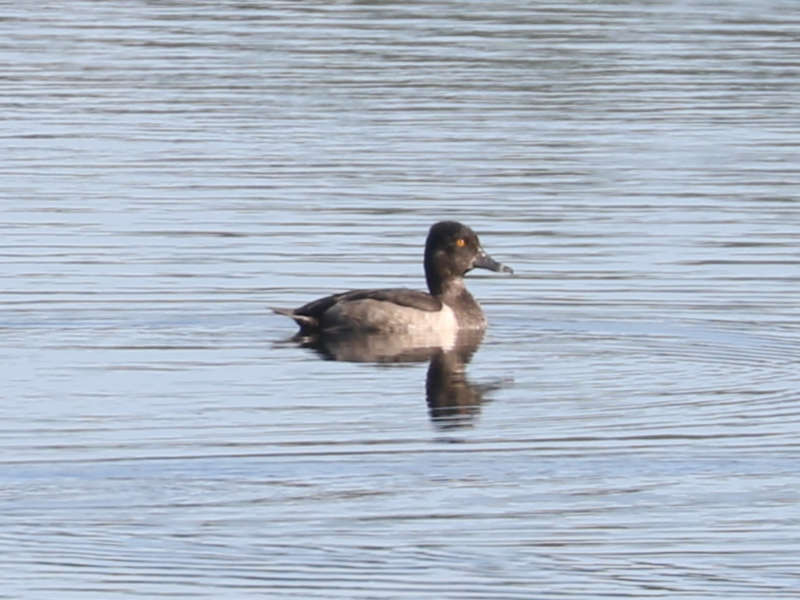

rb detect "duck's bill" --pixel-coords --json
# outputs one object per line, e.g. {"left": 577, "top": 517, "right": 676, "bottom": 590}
{"left": 473, "top": 248, "right": 514, "bottom": 274}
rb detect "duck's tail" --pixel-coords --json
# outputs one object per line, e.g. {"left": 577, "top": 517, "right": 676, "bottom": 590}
{"left": 270, "top": 307, "right": 319, "bottom": 333}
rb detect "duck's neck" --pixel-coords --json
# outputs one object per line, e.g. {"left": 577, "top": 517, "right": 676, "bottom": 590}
{"left": 436, "top": 277, "right": 486, "bottom": 328}
{"left": 435, "top": 276, "right": 466, "bottom": 300}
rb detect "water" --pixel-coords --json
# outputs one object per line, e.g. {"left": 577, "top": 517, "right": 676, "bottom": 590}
{"left": 2, "top": 1, "right": 800, "bottom": 597}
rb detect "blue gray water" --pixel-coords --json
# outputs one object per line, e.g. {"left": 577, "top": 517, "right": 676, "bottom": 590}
{"left": 2, "top": 1, "right": 800, "bottom": 598}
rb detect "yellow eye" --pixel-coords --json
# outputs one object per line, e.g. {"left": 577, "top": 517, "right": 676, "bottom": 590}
{"left": 455, "top": 238, "right": 466, "bottom": 247}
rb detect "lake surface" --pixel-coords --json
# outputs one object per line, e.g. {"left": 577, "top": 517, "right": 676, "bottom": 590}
{"left": 2, "top": 1, "right": 800, "bottom": 597}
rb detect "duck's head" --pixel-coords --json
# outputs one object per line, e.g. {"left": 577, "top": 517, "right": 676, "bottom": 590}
{"left": 424, "top": 221, "right": 513, "bottom": 295}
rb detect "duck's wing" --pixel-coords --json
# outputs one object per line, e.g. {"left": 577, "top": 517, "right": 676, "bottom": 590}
{"left": 338, "top": 289, "right": 442, "bottom": 312}
{"left": 271, "top": 289, "right": 441, "bottom": 332}
{"left": 297, "top": 288, "right": 441, "bottom": 315}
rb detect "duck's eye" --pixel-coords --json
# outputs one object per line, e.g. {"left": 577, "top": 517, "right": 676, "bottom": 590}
{"left": 455, "top": 238, "right": 466, "bottom": 248}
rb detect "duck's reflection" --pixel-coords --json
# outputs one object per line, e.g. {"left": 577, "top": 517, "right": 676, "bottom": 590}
{"left": 291, "top": 328, "right": 505, "bottom": 429}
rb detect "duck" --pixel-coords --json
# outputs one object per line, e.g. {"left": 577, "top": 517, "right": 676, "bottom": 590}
{"left": 272, "top": 220, "right": 513, "bottom": 336}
